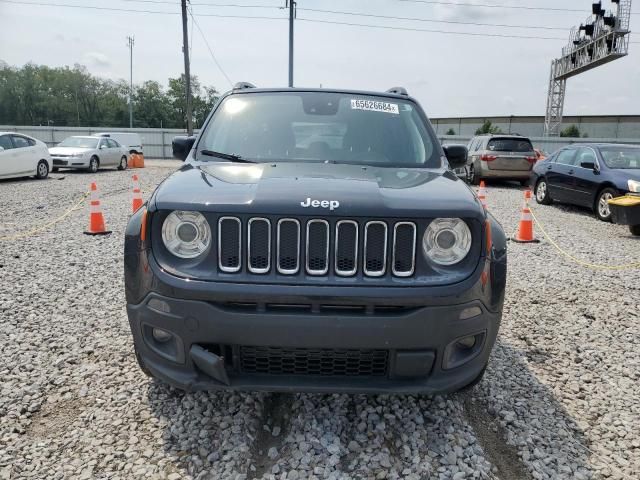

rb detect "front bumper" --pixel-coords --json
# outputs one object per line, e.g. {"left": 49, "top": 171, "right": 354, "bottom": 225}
{"left": 129, "top": 292, "right": 501, "bottom": 394}
{"left": 52, "top": 157, "right": 88, "bottom": 168}
{"left": 126, "top": 243, "right": 505, "bottom": 394}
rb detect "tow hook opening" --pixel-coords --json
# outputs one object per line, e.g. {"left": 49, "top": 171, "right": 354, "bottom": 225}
{"left": 442, "top": 331, "right": 486, "bottom": 370}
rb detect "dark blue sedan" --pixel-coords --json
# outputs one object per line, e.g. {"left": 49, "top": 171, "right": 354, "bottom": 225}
{"left": 531, "top": 143, "right": 640, "bottom": 221}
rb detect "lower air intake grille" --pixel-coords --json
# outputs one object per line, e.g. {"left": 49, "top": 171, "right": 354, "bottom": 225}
{"left": 240, "top": 346, "right": 389, "bottom": 376}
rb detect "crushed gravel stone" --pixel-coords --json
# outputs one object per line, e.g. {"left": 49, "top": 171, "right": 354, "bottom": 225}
{"left": 1, "top": 166, "right": 638, "bottom": 479}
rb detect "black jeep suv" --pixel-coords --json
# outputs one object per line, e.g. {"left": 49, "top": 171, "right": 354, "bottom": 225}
{"left": 124, "top": 84, "right": 507, "bottom": 394}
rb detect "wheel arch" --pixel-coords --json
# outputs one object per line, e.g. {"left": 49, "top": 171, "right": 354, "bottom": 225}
{"left": 593, "top": 182, "right": 618, "bottom": 210}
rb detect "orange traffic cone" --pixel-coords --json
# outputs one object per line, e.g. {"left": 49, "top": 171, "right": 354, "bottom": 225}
{"left": 84, "top": 182, "right": 111, "bottom": 235}
{"left": 512, "top": 190, "right": 539, "bottom": 243}
{"left": 132, "top": 174, "right": 143, "bottom": 212}
{"left": 478, "top": 180, "right": 488, "bottom": 209}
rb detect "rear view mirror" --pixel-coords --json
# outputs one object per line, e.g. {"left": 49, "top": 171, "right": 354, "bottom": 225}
{"left": 580, "top": 161, "right": 596, "bottom": 170}
{"left": 172, "top": 136, "right": 196, "bottom": 161}
{"left": 443, "top": 145, "right": 468, "bottom": 170}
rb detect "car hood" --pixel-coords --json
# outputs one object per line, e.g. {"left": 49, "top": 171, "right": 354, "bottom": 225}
{"left": 49, "top": 146, "right": 93, "bottom": 155}
{"left": 153, "top": 162, "right": 485, "bottom": 219}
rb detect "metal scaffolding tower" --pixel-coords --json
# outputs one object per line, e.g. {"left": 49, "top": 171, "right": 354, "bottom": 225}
{"left": 544, "top": 0, "right": 633, "bottom": 136}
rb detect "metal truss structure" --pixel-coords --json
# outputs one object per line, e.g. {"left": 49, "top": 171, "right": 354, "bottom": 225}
{"left": 544, "top": 0, "right": 633, "bottom": 136}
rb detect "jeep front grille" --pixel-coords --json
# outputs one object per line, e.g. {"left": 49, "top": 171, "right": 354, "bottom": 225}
{"left": 217, "top": 217, "right": 417, "bottom": 278}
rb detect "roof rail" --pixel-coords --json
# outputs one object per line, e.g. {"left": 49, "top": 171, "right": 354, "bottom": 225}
{"left": 386, "top": 86, "right": 408, "bottom": 96}
{"left": 232, "top": 82, "right": 256, "bottom": 90}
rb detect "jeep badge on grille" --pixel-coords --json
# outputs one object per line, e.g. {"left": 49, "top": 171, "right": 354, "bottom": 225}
{"left": 300, "top": 198, "right": 340, "bottom": 211}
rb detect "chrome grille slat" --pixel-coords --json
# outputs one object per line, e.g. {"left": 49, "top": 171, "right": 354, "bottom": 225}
{"left": 392, "top": 222, "right": 417, "bottom": 277}
{"left": 277, "top": 219, "right": 301, "bottom": 274}
{"left": 306, "top": 220, "right": 330, "bottom": 275}
{"left": 248, "top": 218, "right": 271, "bottom": 274}
{"left": 335, "top": 220, "right": 358, "bottom": 276}
{"left": 218, "top": 217, "right": 242, "bottom": 273}
{"left": 364, "top": 221, "right": 388, "bottom": 277}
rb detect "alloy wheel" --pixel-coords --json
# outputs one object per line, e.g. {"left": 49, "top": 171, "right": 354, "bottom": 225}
{"left": 598, "top": 192, "right": 613, "bottom": 219}
{"left": 536, "top": 181, "right": 547, "bottom": 202}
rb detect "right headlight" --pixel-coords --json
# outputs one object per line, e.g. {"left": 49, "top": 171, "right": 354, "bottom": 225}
{"left": 161, "top": 210, "right": 211, "bottom": 259}
{"left": 628, "top": 179, "right": 640, "bottom": 193}
{"left": 423, "top": 218, "right": 472, "bottom": 266}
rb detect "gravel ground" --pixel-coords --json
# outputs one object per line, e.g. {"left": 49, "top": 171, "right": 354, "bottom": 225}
{"left": 0, "top": 164, "right": 638, "bottom": 480}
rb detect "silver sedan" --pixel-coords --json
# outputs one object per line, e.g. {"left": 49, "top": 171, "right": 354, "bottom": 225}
{"left": 49, "top": 136, "right": 129, "bottom": 173}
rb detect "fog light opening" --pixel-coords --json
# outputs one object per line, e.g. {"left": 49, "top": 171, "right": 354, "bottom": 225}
{"left": 456, "top": 335, "right": 477, "bottom": 350}
{"left": 152, "top": 328, "right": 173, "bottom": 343}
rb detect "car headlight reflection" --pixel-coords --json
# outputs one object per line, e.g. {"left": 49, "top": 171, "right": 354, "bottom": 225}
{"left": 423, "top": 218, "right": 471, "bottom": 266}
{"left": 162, "top": 210, "right": 211, "bottom": 258}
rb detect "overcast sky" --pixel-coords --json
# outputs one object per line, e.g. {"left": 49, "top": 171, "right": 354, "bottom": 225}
{"left": 0, "top": 0, "right": 638, "bottom": 117}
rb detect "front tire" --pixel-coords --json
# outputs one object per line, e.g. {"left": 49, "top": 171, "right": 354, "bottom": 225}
{"left": 35, "top": 160, "right": 49, "bottom": 179}
{"left": 535, "top": 178, "right": 552, "bottom": 205}
{"left": 595, "top": 187, "right": 618, "bottom": 222}
{"left": 87, "top": 156, "right": 99, "bottom": 174}
{"left": 118, "top": 155, "right": 128, "bottom": 171}
{"left": 469, "top": 164, "right": 481, "bottom": 186}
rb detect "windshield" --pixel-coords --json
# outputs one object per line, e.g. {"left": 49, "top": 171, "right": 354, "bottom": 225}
{"left": 197, "top": 92, "right": 441, "bottom": 168}
{"left": 599, "top": 146, "right": 640, "bottom": 169}
{"left": 487, "top": 138, "right": 534, "bottom": 153}
{"left": 58, "top": 137, "right": 99, "bottom": 148}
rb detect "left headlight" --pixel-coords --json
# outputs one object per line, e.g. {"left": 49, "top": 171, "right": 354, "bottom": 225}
{"left": 422, "top": 218, "right": 472, "bottom": 266}
{"left": 628, "top": 179, "right": 640, "bottom": 193}
{"left": 161, "top": 210, "right": 211, "bottom": 258}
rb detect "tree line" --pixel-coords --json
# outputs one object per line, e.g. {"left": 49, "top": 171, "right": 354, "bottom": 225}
{"left": 0, "top": 62, "right": 219, "bottom": 129}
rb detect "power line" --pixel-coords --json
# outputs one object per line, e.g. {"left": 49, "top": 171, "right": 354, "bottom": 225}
{"left": 0, "top": 0, "right": 286, "bottom": 18}
{"left": 297, "top": 17, "right": 568, "bottom": 41}
{"left": 189, "top": 6, "right": 234, "bottom": 87}
{"left": 399, "top": 0, "right": 640, "bottom": 15}
{"left": 2, "top": 0, "right": 637, "bottom": 43}
{"left": 298, "top": 7, "right": 569, "bottom": 31}
{"left": 119, "top": 0, "right": 281, "bottom": 8}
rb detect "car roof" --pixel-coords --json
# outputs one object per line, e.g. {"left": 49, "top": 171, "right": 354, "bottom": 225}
{"left": 570, "top": 143, "right": 640, "bottom": 148}
{"left": 0, "top": 131, "right": 32, "bottom": 136}
{"left": 476, "top": 134, "right": 531, "bottom": 139}
{"left": 226, "top": 87, "right": 415, "bottom": 102}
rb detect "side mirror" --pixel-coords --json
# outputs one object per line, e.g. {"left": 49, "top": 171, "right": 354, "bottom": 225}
{"left": 443, "top": 145, "right": 468, "bottom": 170}
{"left": 580, "top": 161, "right": 596, "bottom": 170}
{"left": 172, "top": 136, "right": 196, "bottom": 161}
{"left": 100, "top": 144, "right": 107, "bottom": 149}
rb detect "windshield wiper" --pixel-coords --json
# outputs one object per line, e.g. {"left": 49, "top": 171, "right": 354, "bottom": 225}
{"left": 199, "top": 149, "right": 256, "bottom": 163}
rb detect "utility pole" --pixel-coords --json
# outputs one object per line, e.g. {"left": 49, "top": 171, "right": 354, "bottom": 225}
{"left": 181, "top": 0, "right": 193, "bottom": 136}
{"left": 287, "top": 0, "right": 296, "bottom": 87}
{"left": 127, "top": 35, "right": 135, "bottom": 128}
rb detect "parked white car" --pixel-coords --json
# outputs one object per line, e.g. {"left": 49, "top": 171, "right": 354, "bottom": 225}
{"left": 95, "top": 132, "right": 143, "bottom": 155}
{"left": 49, "top": 136, "right": 129, "bottom": 173}
{"left": 0, "top": 132, "right": 52, "bottom": 180}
